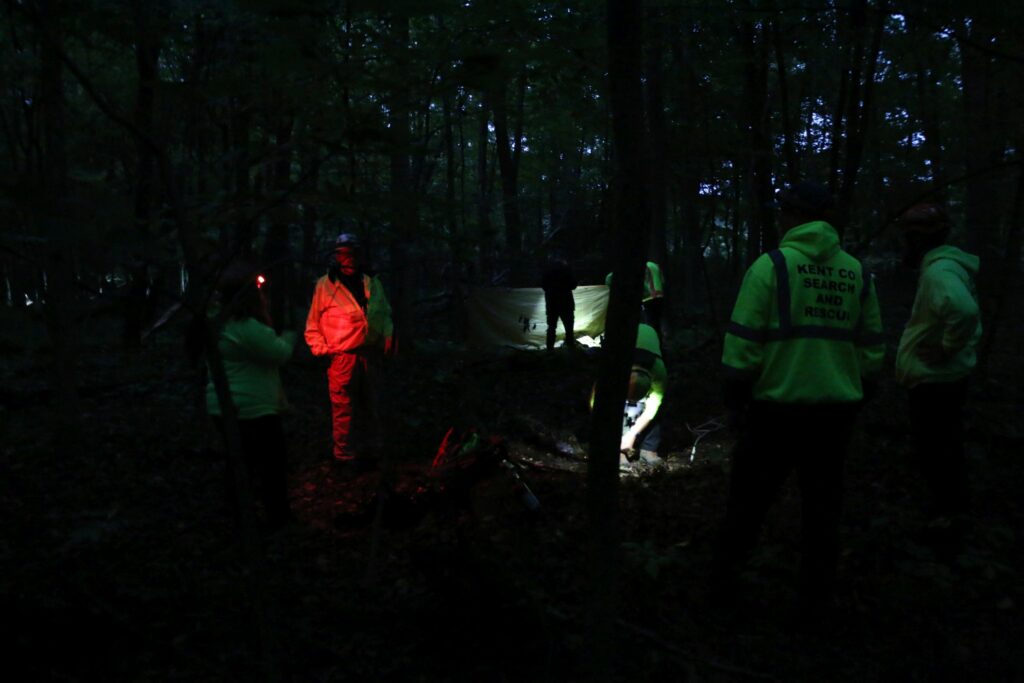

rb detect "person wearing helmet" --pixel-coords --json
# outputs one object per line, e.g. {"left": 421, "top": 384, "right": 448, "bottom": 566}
{"left": 305, "top": 232, "right": 394, "bottom": 468}
{"left": 713, "top": 181, "right": 884, "bottom": 612}
{"left": 895, "top": 203, "right": 981, "bottom": 550}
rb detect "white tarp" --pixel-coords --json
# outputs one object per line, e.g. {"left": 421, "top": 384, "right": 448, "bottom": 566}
{"left": 466, "top": 285, "right": 609, "bottom": 349}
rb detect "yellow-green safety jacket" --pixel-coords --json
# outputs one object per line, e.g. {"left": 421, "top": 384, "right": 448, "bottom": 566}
{"left": 605, "top": 262, "right": 665, "bottom": 302}
{"left": 722, "top": 220, "right": 884, "bottom": 403}
{"left": 895, "top": 245, "right": 981, "bottom": 388}
{"left": 634, "top": 322, "right": 666, "bottom": 422}
{"left": 588, "top": 323, "right": 666, "bottom": 421}
{"left": 206, "top": 317, "right": 297, "bottom": 419}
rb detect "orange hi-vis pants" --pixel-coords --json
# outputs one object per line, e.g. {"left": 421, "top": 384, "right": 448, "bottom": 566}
{"left": 327, "top": 351, "right": 377, "bottom": 461}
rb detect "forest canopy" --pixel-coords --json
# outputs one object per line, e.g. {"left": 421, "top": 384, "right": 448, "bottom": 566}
{"left": 3, "top": 0, "right": 1022, "bottom": 346}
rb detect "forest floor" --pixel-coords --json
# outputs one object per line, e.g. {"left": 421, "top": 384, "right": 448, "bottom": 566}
{"left": 2, "top": 276, "right": 1023, "bottom": 682}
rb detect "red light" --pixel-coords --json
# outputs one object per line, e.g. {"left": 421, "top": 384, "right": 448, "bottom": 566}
{"left": 256, "top": 274, "right": 266, "bottom": 289}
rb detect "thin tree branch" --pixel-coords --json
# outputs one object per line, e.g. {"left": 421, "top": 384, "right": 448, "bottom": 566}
{"left": 954, "top": 29, "right": 1024, "bottom": 65}
{"left": 851, "top": 159, "right": 1024, "bottom": 254}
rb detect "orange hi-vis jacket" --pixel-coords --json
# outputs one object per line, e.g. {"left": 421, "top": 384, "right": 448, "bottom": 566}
{"left": 304, "top": 273, "right": 393, "bottom": 356}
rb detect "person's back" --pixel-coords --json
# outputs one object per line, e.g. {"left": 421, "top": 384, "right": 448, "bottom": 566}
{"left": 895, "top": 243, "right": 981, "bottom": 388}
{"left": 893, "top": 203, "right": 982, "bottom": 552}
{"left": 715, "top": 181, "right": 883, "bottom": 613}
{"left": 202, "top": 261, "right": 297, "bottom": 528}
{"left": 725, "top": 220, "right": 882, "bottom": 404}
{"left": 206, "top": 316, "right": 296, "bottom": 419}
{"left": 541, "top": 257, "right": 577, "bottom": 350}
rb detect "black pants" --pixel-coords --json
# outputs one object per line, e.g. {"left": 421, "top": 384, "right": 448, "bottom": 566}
{"left": 641, "top": 298, "right": 664, "bottom": 338}
{"left": 545, "top": 293, "right": 575, "bottom": 350}
{"left": 212, "top": 414, "right": 291, "bottom": 525}
{"left": 908, "top": 379, "right": 968, "bottom": 520}
{"left": 714, "top": 401, "right": 859, "bottom": 602}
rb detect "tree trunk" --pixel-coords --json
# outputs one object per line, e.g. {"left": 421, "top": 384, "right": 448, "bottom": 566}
{"left": 729, "top": 164, "right": 742, "bottom": 282}
{"left": 299, "top": 146, "right": 320, "bottom": 301}
{"left": 906, "top": 13, "right": 947, "bottom": 196}
{"left": 124, "top": 0, "right": 160, "bottom": 349}
{"left": 828, "top": 2, "right": 858, "bottom": 194}
{"left": 476, "top": 96, "right": 494, "bottom": 280}
{"left": 232, "top": 101, "right": 252, "bottom": 252}
{"left": 837, "top": 0, "right": 886, "bottom": 228}
{"left": 835, "top": 0, "right": 867, "bottom": 193}
{"left": 458, "top": 94, "right": 468, "bottom": 271}
{"left": 262, "top": 117, "right": 294, "bottom": 330}
{"left": 442, "top": 83, "right": 464, "bottom": 337}
{"left": 388, "top": 14, "right": 416, "bottom": 354}
{"left": 588, "top": 1, "right": 650, "bottom": 678}
{"left": 671, "top": 19, "right": 704, "bottom": 319}
{"left": 772, "top": 16, "right": 800, "bottom": 184}
{"left": 737, "top": 11, "right": 775, "bottom": 261}
{"left": 35, "top": 0, "right": 81, "bottom": 445}
{"left": 492, "top": 75, "right": 523, "bottom": 277}
{"left": 915, "top": 65, "right": 945, "bottom": 193}
{"left": 960, "top": 18, "right": 1001, "bottom": 314}
{"left": 644, "top": 9, "right": 668, "bottom": 274}
{"left": 977, "top": 152, "right": 1024, "bottom": 375}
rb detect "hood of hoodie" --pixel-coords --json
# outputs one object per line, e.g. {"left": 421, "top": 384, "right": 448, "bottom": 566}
{"left": 921, "top": 244, "right": 980, "bottom": 275}
{"left": 779, "top": 220, "right": 841, "bottom": 263}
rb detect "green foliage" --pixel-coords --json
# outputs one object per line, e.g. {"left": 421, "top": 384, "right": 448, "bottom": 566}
{"left": 1, "top": 1, "right": 1022, "bottom": 319}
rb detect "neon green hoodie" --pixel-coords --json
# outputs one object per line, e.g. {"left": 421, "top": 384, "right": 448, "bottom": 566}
{"left": 588, "top": 323, "right": 666, "bottom": 422}
{"left": 604, "top": 262, "right": 664, "bottom": 302}
{"left": 895, "top": 245, "right": 981, "bottom": 387}
{"left": 635, "top": 322, "right": 666, "bottom": 424}
{"left": 206, "top": 317, "right": 297, "bottom": 419}
{"left": 722, "top": 220, "right": 884, "bottom": 403}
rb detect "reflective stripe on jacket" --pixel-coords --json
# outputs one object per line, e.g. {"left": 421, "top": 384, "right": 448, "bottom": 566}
{"left": 304, "top": 273, "right": 393, "bottom": 356}
{"left": 722, "top": 220, "right": 884, "bottom": 403}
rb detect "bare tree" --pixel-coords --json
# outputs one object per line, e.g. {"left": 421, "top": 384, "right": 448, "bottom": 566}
{"left": 586, "top": 0, "right": 652, "bottom": 678}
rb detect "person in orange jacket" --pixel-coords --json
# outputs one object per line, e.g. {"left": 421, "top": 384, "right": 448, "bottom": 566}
{"left": 305, "top": 233, "right": 393, "bottom": 468}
